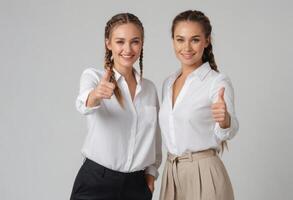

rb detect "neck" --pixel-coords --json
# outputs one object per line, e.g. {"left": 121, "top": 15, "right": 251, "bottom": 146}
{"left": 114, "top": 65, "right": 135, "bottom": 82}
{"left": 181, "top": 60, "right": 203, "bottom": 77}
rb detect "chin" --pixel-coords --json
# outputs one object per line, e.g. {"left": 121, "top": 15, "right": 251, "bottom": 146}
{"left": 120, "top": 62, "right": 135, "bottom": 68}
{"left": 181, "top": 60, "right": 197, "bottom": 67}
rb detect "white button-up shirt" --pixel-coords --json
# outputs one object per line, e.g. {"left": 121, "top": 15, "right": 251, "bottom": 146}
{"left": 75, "top": 68, "right": 162, "bottom": 178}
{"left": 159, "top": 62, "right": 239, "bottom": 156}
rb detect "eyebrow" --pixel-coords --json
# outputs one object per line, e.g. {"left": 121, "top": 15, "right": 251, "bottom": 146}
{"left": 175, "top": 35, "right": 201, "bottom": 38}
{"left": 114, "top": 37, "right": 141, "bottom": 40}
{"left": 114, "top": 38, "right": 125, "bottom": 40}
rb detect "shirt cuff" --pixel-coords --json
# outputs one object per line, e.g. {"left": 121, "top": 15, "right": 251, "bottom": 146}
{"left": 214, "top": 122, "right": 231, "bottom": 141}
{"left": 144, "top": 165, "right": 159, "bottom": 180}
{"left": 76, "top": 88, "right": 100, "bottom": 115}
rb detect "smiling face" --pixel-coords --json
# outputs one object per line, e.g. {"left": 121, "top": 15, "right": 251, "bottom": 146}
{"left": 173, "top": 21, "right": 209, "bottom": 69}
{"left": 106, "top": 23, "right": 143, "bottom": 70}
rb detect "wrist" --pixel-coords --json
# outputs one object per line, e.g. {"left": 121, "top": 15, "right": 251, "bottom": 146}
{"left": 87, "top": 90, "right": 101, "bottom": 107}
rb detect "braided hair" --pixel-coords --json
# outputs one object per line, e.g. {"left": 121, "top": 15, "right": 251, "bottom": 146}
{"left": 171, "top": 10, "right": 218, "bottom": 72}
{"left": 104, "top": 13, "right": 144, "bottom": 107}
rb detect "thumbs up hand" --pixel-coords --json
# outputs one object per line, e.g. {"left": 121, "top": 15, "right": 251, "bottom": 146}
{"left": 211, "top": 87, "right": 230, "bottom": 129}
{"left": 93, "top": 69, "right": 115, "bottom": 100}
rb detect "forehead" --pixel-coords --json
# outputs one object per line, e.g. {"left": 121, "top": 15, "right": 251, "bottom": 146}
{"left": 174, "top": 21, "right": 205, "bottom": 36}
{"left": 110, "top": 23, "right": 142, "bottom": 38}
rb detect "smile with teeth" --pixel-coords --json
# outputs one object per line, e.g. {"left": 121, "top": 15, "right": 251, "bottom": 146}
{"left": 121, "top": 54, "right": 134, "bottom": 59}
{"left": 181, "top": 53, "right": 195, "bottom": 59}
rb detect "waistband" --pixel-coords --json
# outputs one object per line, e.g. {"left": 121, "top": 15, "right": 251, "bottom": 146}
{"left": 84, "top": 158, "right": 144, "bottom": 177}
{"left": 165, "top": 149, "right": 218, "bottom": 200}
{"left": 167, "top": 149, "right": 217, "bottom": 163}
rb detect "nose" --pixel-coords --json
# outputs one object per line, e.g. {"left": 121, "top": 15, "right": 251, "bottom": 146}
{"left": 124, "top": 42, "right": 132, "bottom": 54}
{"left": 183, "top": 41, "right": 192, "bottom": 51}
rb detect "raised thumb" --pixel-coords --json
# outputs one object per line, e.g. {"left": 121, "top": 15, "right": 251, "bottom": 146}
{"left": 102, "top": 69, "right": 112, "bottom": 82}
{"left": 218, "top": 87, "right": 225, "bottom": 102}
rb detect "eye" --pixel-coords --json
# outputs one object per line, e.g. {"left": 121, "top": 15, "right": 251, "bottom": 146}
{"left": 192, "top": 38, "right": 200, "bottom": 43}
{"left": 176, "top": 38, "right": 184, "bottom": 43}
{"left": 116, "top": 40, "right": 124, "bottom": 44}
{"left": 132, "top": 40, "right": 140, "bottom": 44}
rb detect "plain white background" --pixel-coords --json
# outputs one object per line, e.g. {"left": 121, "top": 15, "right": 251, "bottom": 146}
{"left": 1, "top": 0, "right": 292, "bottom": 199}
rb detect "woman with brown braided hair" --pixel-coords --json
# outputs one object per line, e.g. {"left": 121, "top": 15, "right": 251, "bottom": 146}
{"left": 70, "top": 13, "right": 161, "bottom": 200}
{"left": 159, "top": 10, "right": 239, "bottom": 200}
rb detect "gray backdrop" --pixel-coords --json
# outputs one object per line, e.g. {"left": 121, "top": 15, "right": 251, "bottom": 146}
{"left": 1, "top": 0, "right": 292, "bottom": 199}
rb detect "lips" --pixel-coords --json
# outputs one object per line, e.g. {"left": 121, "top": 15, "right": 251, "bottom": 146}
{"left": 120, "top": 54, "right": 134, "bottom": 59}
{"left": 181, "top": 53, "right": 195, "bottom": 59}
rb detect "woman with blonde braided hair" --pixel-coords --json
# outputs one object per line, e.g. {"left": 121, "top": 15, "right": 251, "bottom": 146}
{"left": 70, "top": 13, "right": 161, "bottom": 200}
{"left": 159, "top": 10, "right": 239, "bottom": 200}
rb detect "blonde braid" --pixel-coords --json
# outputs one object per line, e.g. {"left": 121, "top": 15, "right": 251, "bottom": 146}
{"left": 104, "top": 47, "right": 124, "bottom": 107}
{"left": 103, "top": 13, "right": 145, "bottom": 108}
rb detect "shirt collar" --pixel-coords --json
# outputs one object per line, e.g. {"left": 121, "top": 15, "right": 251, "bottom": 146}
{"left": 112, "top": 67, "right": 141, "bottom": 84}
{"left": 171, "top": 61, "right": 211, "bottom": 81}
{"left": 188, "top": 62, "right": 212, "bottom": 81}
{"left": 112, "top": 67, "right": 122, "bottom": 81}
{"left": 167, "top": 62, "right": 212, "bottom": 89}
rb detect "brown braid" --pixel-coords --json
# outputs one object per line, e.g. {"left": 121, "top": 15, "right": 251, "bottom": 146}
{"left": 139, "top": 48, "right": 143, "bottom": 81}
{"left": 171, "top": 10, "right": 227, "bottom": 153}
{"left": 104, "top": 13, "right": 144, "bottom": 107}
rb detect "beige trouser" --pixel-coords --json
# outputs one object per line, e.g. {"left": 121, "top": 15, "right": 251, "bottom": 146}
{"left": 159, "top": 149, "right": 234, "bottom": 200}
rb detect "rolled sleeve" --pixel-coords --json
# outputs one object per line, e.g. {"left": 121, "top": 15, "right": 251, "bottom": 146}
{"left": 214, "top": 116, "right": 239, "bottom": 141}
{"left": 145, "top": 165, "right": 159, "bottom": 179}
{"left": 75, "top": 68, "right": 101, "bottom": 115}
{"left": 210, "top": 74, "right": 239, "bottom": 141}
{"left": 76, "top": 88, "right": 100, "bottom": 115}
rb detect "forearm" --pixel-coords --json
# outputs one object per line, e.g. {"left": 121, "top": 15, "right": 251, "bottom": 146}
{"left": 86, "top": 89, "right": 101, "bottom": 108}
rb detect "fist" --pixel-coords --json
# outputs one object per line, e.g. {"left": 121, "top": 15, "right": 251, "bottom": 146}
{"left": 94, "top": 69, "right": 115, "bottom": 100}
{"left": 211, "top": 87, "right": 230, "bottom": 128}
{"left": 145, "top": 174, "right": 155, "bottom": 193}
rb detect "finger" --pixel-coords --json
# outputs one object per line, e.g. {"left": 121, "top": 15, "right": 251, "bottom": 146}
{"left": 104, "top": 82, "right": 115, "bottom": 90}
{"left": 212, "top": 110, "right": 226, "bottom": 115}
{"left": 101, "top": 92, "right": 112, "bottom": 99}
{"left": 102, "top": 69, "right": 112, "bottom": 82}
{"left": 95, "top": 91, "right": 105, "bottom": 99}
{"left": 102, "top": 86, "right": 114, "bottom": 96}
{"left": 213, "top": 116, "right": 225, "bottom": 121}
{"left": 214, "top": 118, "right": 225, "bottom": 123}
{"left": 104, "top": 91, "right": 114, "bottom": 98}
{"left": 96, "top": 88, "right": 112, "bottom": 99}
{"left": 213, "top": 113, "right": 225, "bottom": 118}
{"left": 217, "top": 87, "right": 225, "bottom": 103}
{"left": 211, "top": 103, "right": 226, "bottom": 110}
{"left": 100, "top": 87, "right": 113, "bottom": 97}
{"left": 99, "top": 81, "right": 115, "bottom": 91}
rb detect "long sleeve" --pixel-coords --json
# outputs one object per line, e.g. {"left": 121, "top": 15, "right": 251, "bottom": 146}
{"left": 209, "top": 74, "right": 239, "bottom": 141}
{"left": 145, "top": 90, "right": 162, "bottom": 180}
{"left": 75, "top": 68, "right": 101, "bottom": 115}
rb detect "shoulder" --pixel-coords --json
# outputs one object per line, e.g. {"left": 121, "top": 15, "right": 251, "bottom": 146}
{"left": 208, "top": 70, "right": 235, "bottom": 96}
{"left": 141, "top": 78, "right": 157, "bottom": 94}
{"left": 80, "top": 67, "right": 104, "bottom": 81}
{"left": 208, "top": 70, "right": 232, "bottom": 85}
{"left": 162, "top": 71, "right": 177, "bottom": 89}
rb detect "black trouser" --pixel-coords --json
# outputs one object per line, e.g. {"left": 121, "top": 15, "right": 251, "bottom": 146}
{"left": 70, "top": 158, "right": 153, "bottom": 200}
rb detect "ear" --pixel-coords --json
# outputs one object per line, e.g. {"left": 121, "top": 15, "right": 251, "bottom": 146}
{"left": 205, "top": 36, "right": 210, "bottom": 48}
{"left": 105, "top": 39, "right": 112, "bottom": 50}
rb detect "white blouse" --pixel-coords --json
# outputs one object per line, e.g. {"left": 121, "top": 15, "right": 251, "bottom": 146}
{"left": 75, "top": 68, "right": 162, "bottom": 178}
{"left": 159, "top": 62, "right": 239, "bottom": 156}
